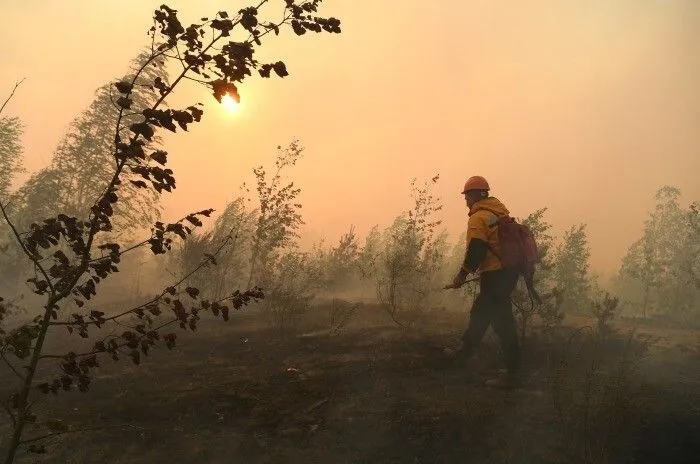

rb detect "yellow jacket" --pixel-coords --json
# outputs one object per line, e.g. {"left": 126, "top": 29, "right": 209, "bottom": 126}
{"left": 466, "top": 197, "right": 510, "bottom": 273}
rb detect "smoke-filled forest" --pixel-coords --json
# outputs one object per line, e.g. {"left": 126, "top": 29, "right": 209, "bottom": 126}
{"left": 1, "top": 2, "right": 699, "bottom": 463}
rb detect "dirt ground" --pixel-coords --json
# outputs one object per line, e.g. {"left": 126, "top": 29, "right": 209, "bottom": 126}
{"left": 2, "top": 304, "right": 700, "bottom": 464}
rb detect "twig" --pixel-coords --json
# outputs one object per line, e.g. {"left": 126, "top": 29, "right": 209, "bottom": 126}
{"left": 0, "top": 78, "right": 25, "bottom": 116}
{"left": 86, "top": 238, "right": 150, "bottom": 264}
{"left": 41, "top": 315, "right": 180, "bottom": 361}
{"left": 0, "top": 400, "right": 16, "bottom": 429}
{"left": 173, "top": 43, "right": 187, "bottom": 70}
{"left": 0, "top": 201, "right": 56, "bottom": 296}
{"left": 183, "top": 75, "right": 210, "bottom": 85}
{"left": 51, "top": 227, "right": 235, "bottom": 328}
{"left": 0, "top": 350, "right": 25, "bottom": 381}
{"left": 41, "top": 285, "right": 253, "bottom": 361}
{"left": 20, "top": 423, "right": 144, "bottom": 445}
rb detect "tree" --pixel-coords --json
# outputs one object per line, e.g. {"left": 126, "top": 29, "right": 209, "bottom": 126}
{"left": 0, "top": 86, "right": 26, "bottom": 288}
{"left": 205, "top": 198, "right": 258, "bottom": 298}
{"left": 553, "top": 224, "right": 591, "bottom": 313}
{"left": 0, "top": 114, "right": 25, "bottom": 287}
{"left": 617, "top": 238, "right": 654, "bottom": 317}
{"left": 1, "top": 55, "right": 171, "bottom": 292}
{"left": 318, "top": 225, "right": 361, "bottom": 293}
{"left": 362, "top": 175, "right": 447, "bottom": 325}
{"left": 591, "top": 292, "right": 619, "bottom": 339}
{"left": 358, "top": 225, "right": 381, "bottom": 278}
{"left": 671, "top": 201, "right": 700, "bottom": 321}
{"left": 171, "top": 197, "right": 256, "bottom": 299}
{"left": 230, "top": 140, "right": 320, "bottom": 334}
{"left": 171, "top": 140, "right": 310, "bottom": 303}
{"left": 259, "top": 249, "right": 323, "bottom": 335}
{"left": 659, "top": 195, "right": 700, "bottom": 318}
{"left": 681, "top": 202, "right": 700, "bottom": 289}
{"left": 521, "top": 208, "right": 556, "bottom": 290}
{"left": 9, "top": 53, "right": 168, "bottom": 237}
{"left": 0, "top": 115, "right": 23, "bottom": 199}
{"left": 0, "top": 3, "right": 341, "bottom": 462}
{"left": 245, "top": 140, "right": 305, "bottom": 290}
{"left": 174, "top": 140, "right": 314, "bottom": 335}
{"left": 512, "top": 208, "right": 563, "bottom": 340}
{"left": 616, "top": 186, "right": 697, "bottom": 317}
{"left": 642, "top": 186, "right": 686, "bottom": 315}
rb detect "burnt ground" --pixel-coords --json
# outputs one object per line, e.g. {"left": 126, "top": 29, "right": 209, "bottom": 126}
{"left": 1, "top": 306, "right": 700, "bottom": 464}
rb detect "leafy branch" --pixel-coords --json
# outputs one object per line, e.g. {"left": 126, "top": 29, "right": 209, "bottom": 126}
{"left": 0, "top": 2, "right": 341, "bottom": 462}
{"left": 50, "top": 218, "right": 248, "bottom": 332}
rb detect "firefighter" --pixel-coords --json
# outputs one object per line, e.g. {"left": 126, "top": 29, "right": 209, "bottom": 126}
{"left": 446, "top": 175, "right": 521, "bottom": 389}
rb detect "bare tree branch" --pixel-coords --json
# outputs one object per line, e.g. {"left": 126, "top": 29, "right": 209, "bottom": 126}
{"left": 51, "top": 225, "right": 239, "bottom": 327}
{"left": 0, "top": 78, "right": 25, "bottom": 117}
{"left": 0, "top": 349, "right": 25, "bottom": 381}
{"left": 0, "top": 201, "right": 57, "bottom": 296}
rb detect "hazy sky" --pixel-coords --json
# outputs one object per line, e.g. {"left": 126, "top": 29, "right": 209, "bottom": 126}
{"left": 1, "top": 0, "right": 699, "bottom": 272}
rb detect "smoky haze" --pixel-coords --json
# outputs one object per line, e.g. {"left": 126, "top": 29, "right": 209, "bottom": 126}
{"left": 2, "top": 2, "right": 700, "bottom": 464}
{"left": 1, "top": 1, "right": 698, "bottom": 272}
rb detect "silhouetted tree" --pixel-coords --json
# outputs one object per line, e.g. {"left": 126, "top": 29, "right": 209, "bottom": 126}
{"left": 0, "top": 2, "right": 342, "bottom": 462}
{"left": 11, "top": 52, "right": 168, "bottom": 236}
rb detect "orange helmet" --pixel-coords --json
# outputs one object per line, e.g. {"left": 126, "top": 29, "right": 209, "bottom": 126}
{"left": 461, "top": 176, "right": 490, "bottom": 193}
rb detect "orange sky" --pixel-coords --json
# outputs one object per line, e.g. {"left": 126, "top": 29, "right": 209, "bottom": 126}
{"left": 2, "top": 0, "right": 699, "bottom": 273}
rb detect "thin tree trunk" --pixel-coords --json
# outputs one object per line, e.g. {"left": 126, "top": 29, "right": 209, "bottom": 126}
{"left": 4, "top": 302, "right": 54, "bottom": 464}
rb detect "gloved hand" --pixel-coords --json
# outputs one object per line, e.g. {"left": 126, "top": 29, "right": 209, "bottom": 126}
{"left": 444, "top": 268, "right": 470, "bottom": 289}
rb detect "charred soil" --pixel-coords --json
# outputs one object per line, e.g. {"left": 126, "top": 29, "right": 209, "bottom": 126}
{"left": 1, "top": 306, "right": 699, "bottom": 464}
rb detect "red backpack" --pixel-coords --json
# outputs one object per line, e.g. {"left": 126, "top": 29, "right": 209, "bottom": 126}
{"left": 485, "top": 211, "right": 542, "bottom": 304}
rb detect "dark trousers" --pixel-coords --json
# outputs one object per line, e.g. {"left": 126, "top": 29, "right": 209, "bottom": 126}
{"left": 461, "top": 269, "right": 520, "bottom": 373}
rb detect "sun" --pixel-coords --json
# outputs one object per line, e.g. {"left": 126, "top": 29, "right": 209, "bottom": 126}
{"left": 221, "top": 93, "right": 240, "bottom": 113}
